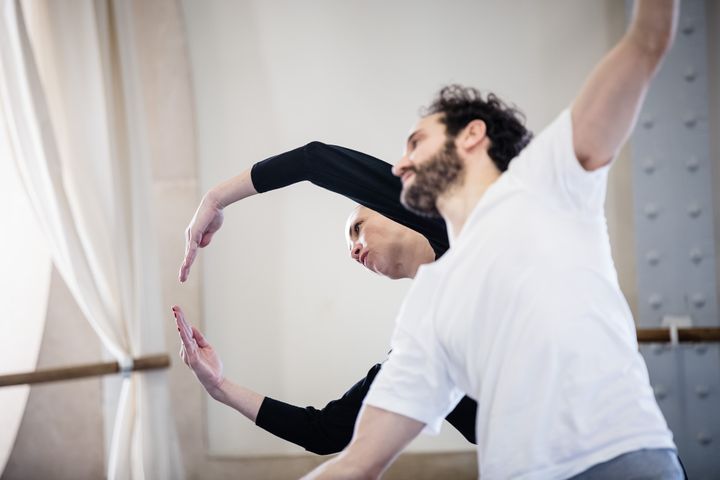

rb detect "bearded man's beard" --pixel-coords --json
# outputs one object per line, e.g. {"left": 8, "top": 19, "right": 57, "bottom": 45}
{"left": 400, "top": 139, "right": 465, "bottom": 218}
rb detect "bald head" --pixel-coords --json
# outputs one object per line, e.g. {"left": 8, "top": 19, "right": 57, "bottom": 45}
{"left": 344, "top": 206, "right": 435, "bottom": 279}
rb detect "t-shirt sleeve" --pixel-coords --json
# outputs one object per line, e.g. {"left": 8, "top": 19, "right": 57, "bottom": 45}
{"left": 507, "top": 109, "right": 609, "bottom": 218}
{"left": 365, "top": 313, "right": 463, "bottom": 435}
{"left": 250, "top": 141, "right": 449, "bottom": 257}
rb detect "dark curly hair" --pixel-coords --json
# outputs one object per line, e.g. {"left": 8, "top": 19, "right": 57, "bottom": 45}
{"left": 423, "top": 85, "right": 533, "bottom": 172}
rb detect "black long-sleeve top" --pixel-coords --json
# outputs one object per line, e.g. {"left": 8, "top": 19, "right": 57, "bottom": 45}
{"left": 250, "top": 142, "right": 477, "bottom": 454}
{"left": 251, "top": 142, "right": 449, "bottom": 258}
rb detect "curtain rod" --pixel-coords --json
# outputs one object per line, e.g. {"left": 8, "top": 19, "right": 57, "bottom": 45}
{"left": 0, "top": 354, "right": 170, "bottom": 387}
{"left": 1, "top": 328, "right": 719, "bottom": 388}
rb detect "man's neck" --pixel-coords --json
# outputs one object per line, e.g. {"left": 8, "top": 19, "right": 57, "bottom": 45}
{"left": 404, "top": 238, "right": 436, "bottom": 280}
{"left": 438, "top": 162, "right": 501, "bottom": 240}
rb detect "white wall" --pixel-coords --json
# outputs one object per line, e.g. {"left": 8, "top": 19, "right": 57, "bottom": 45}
{"left": 181, "top": 0, "right": 624, "bottom": 457}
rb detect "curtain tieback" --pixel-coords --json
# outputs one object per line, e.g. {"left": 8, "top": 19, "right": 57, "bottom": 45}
{"left": 118, "top": 356, "right": 134, "bottom": 377}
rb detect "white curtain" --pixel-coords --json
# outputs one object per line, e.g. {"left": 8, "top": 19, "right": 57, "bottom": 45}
{"left": 0, "top": 95, "right": 52, "bottom": 476}
{"left": 0, "top": 0, "right": 183, "bottom": 478}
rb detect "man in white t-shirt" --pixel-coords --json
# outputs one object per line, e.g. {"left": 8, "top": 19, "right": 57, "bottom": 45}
{"left": 304, "top": 1, "right": 683, "bottom": 479}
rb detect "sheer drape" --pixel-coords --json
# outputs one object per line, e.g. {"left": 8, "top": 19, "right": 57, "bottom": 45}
{"left": 0, "top": 99, "right": 51, "bottom": 476}
{"left": 0, "top": 0, "right": 183, "bottom": 477}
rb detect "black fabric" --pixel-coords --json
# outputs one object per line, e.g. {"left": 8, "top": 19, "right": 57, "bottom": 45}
{"left": 251, "top": 141, "right": 450, "bottom": 258}
{"left": 256, "top": 364, "right": 477, "bottom": 455}
{"left": 251, "top": 143, "right": 475, "bottom": 455}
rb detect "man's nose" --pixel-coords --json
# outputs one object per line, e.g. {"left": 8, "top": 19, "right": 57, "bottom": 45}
{"left": 350, "top": 242, "right": 362, "bottom": 260}
{"left": 392, "top": 155, "right": 412, "bottom": 177}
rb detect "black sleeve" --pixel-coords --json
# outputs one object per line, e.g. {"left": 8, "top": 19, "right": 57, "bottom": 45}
{"left": 250, "top": 142, "right": 449, "bottom": 258}
{"left": 255, "top": 363, "right": 383, "bottom": 455}
{"left": 445, "top": 396, "right": 477, "bottom": 444}
{"left": 254, "top": 363, "right": 478, "bottom": 455}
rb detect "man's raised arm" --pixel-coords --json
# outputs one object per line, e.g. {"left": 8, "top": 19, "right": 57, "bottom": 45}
{"left": 572, "top": 0, "right": 679, "bottom": 171}
{"left": 301, "top": 405, "right": 424, "bottom": 480}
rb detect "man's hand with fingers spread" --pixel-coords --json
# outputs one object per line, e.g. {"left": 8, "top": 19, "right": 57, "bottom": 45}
{"left": 172, "top": 305, "right": 225, "bottom": 396}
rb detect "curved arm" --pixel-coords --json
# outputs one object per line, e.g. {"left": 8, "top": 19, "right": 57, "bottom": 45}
{"left": 180, "top": 142, "right": 449, "bottom": 281}
{"left": 172, "top": 309, "right": 477, "bottom": 456}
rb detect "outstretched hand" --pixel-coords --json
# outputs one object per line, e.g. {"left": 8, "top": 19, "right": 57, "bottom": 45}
{"left": 172, "top": 305, "right": 224, "bottom": 395}
{"left": 179, "top": 194, "right": 224, "bottom": 283}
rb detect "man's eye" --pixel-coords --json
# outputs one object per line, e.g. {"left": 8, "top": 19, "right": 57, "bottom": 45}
{"left": 354, "top": 222, "right": 362, "bottom": 234}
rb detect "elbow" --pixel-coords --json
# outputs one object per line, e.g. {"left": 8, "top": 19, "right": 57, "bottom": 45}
{"left": 306, "top": 443, "right": 345, "bottom": 456}
{"left": 627, "top": 6, "right": 678, "bottom": 65}
{"left": 301, "top": 141, "right": 331, "bottom": 180}
{"left": 639, "top": 31, "right": 673, "bottom": 61}
{"left": 624, "top": 30, "right": 673, "bottom": 77}
{"left": 303, "top": 141, "right": 329, "bottom": 156}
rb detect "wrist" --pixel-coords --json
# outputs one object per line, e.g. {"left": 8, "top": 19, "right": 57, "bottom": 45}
{"left": 206, "top": 375, "right": 228, "bottom": 402}
{"left": 204, "top": 188, "right": 227, "bottom": 210}
{"left": 205, "top": 377, "right": 264, "bottom": 422}
{"left": 209, "top": 169, "right": 257, "bottom": 209}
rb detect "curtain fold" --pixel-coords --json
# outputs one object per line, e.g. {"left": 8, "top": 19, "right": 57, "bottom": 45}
{"left": 0, "top": 0, "right": 184, "bottom": 477}
{"left": 0, "top": 80, "right": 51, "bottom": 476}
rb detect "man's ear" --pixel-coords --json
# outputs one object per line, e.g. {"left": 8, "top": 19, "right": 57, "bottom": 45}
{"left": 460, "top": 119, "right": 487, "bottom": 152}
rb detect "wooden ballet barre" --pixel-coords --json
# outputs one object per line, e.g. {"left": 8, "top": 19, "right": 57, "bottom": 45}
{"left": 0, "top": 353, "right": 170, "bottom": 388}
{"left": 1, "top": 328, "right": 718, "bottom": 388}
{"left": 636, "top": 327, "right": 720, "bottom": 344}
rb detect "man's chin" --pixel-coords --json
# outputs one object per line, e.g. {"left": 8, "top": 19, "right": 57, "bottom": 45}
{"left": 401, "top": 193, "right": 441, "bottom": 218}
{"left": 367, "top": 262, "right": 389, "bottom": 278}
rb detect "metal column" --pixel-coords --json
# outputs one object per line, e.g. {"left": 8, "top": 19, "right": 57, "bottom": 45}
{"left": 628, "top": 0, "right": 720, "bottom": 477}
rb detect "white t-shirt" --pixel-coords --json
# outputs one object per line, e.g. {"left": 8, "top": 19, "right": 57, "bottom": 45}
{"left": 364, "top": 109, "right": 675, "bottom": 480}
